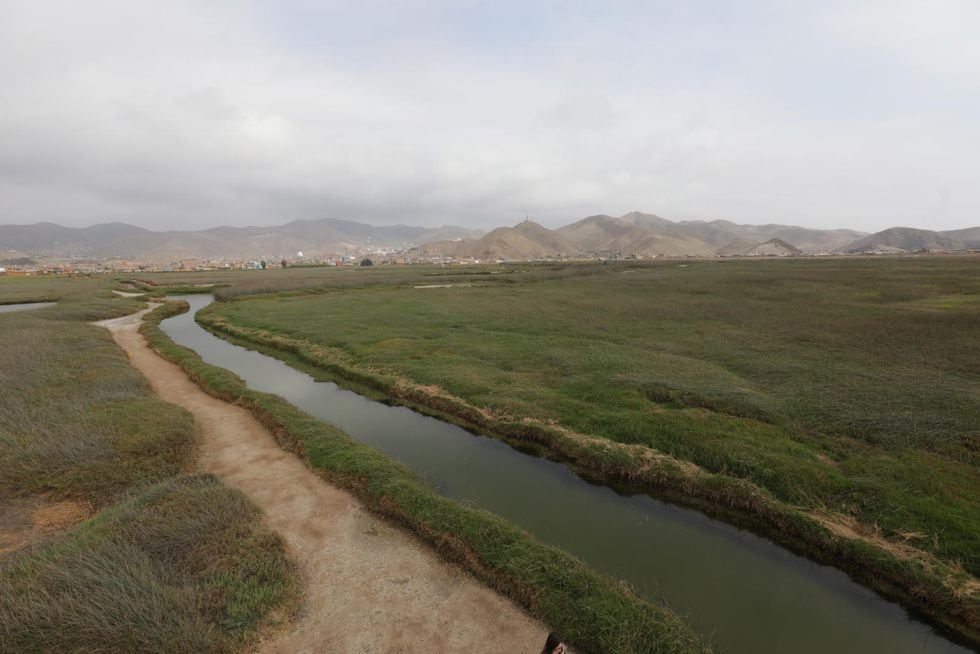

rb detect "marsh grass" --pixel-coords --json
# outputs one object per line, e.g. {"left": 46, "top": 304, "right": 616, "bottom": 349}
{"left": 0, "top": 287, "right": 297, "bottom": 652}
{"left": 0, "top": 308, "right": 190, "bottom": 502}
{"left": 0, "top": 276, "right": 146, "bottom": 320}
{"left": 204, "top": 257, "right": 979, "bottom": 576}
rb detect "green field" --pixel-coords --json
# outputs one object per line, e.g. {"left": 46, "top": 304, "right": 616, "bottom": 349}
{"left": 204, "top": 257, "right": 979, "bottom": 581}
{"left": 0, "top": 283, "right": 296, "bottom": 652}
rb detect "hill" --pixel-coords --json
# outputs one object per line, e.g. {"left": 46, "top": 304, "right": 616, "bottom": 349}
{"left": 558, "top": 215, "right": 715, "bottom": 257}
{"left": 716, "top": 238, "right": 760, "bottom": 256}
{"left": 4, "top": 213, "right": 976, "bottom": 263}
{"left": 412, "top": 221, "right": 578, "bottom": 261}
{"left": 836, "top": 227, "right": 964, "bottom": 254}
{"left": 0, "top": 222, "right": 152, "bottom": 255}
{"left": 0, "top": 219, "right": 483, "bottom": 262}
{"left": 743, "top": 238, "right": 802, "bottom": 256}
{"left": 939, "top": 226, "right": 980, "bottom": 248}
{"left": 664, "top": 220, "right": 865, "bottom": 253}
{"left": 512, "top": 220, "right": 582, "bottom": 254}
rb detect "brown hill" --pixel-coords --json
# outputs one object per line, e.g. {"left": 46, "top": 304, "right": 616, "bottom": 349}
{"left": 458, "top": 227, "right": 562, "bottom": 260}
{"left": 512, "top": 220, "right": 582, "bottom": 255}
{"left": 619, "top": 211, "right": 674, "bottom": 229}
{"left": 412, "top": 221, "right": 577, "bottom": 261}
{"left": 0, "top": 222, "right": 152, "bottom": 257}
{"left": 558, "top": 214, "right": 713, "bottom": 256}
{"left": 716, "top": 238, "right": 759, "bottom": 256}
{"left": 743, "top": 238, "right": 802, "bottom": 256}
{"left": 835, "top": 227, "right": 963, "bottom": 254}
{"left": 663, "top": 219, "right": 865, "bottom": 253}
{"left": 939, "top": 226, "right": 980, "bottom": 248}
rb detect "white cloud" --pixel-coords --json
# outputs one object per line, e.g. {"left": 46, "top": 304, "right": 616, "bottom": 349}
{"left": 0, "top": 0, "right": 977, "bottom": 232}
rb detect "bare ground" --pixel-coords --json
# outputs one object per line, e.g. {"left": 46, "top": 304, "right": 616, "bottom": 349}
{"left": 0, "top": 497, "right": 93, "bottom": 557}
{"left": 96, "top": 308, "right": 547, "bottom": 653}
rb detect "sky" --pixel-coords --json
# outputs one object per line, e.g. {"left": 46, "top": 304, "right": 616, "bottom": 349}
{"left": 1, "top": 0, "right": 978, "bottom": 233}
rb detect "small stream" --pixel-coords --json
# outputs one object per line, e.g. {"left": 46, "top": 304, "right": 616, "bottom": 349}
{"left": 163, "top": 295, "right": 969, "bottom": 654}
{"left": 0, "top": 301, "right": 55, "bottom": 313}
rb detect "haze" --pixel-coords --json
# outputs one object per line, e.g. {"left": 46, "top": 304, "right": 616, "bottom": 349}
{"left": 1, "top": 1, "right": 978, "bottom": 233}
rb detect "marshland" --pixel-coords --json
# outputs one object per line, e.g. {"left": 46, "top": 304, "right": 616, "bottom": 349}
{"left": 2, "top": 257, "right": 978, "bottom": 653}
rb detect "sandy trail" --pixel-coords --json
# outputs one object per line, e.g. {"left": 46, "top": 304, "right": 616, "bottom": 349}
{"left": 95, "top": 309, "right": 546, "bottom": 653}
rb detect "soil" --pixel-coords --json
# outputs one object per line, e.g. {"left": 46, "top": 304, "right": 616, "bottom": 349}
{"left": 96, "top": 308, "right": 547, "bottom": 653}
{"left": 0, "top": 497, "right": 93, "bottom": 557}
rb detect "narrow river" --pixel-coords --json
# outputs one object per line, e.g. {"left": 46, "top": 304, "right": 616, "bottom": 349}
{"left": 0, "top": 301, "right": 55, "bottom": 313}
{"left": 163, "top": 295, "right": 969, "bottom": 654}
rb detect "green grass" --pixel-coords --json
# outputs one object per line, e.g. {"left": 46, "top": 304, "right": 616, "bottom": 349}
{"left": 193, "top": 261, "right": 610, "bottom": 300}
{"left": 203, "top": 258, "right": 979, "bottom": 572}
{"left": 0, "top": 303, "right": 190, "bottom": 502}
{"left": 0, "top": 275, "right": 97, "bottom": 304}
{"left": 142, "top": 300, "right": 711, "bottom": 654}
{"left": 0, "top": 285, "right": 296, "bottom": 652}
{"left": 0, "top": 274, "right": 146, "bottom": 319}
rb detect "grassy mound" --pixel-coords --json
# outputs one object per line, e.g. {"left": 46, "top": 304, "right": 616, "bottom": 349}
{"left": 0, "top": 475, "right": 295, "bottom": 653}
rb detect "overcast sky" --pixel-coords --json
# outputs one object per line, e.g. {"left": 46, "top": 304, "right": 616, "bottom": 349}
{"left": 1, "top": 1, "right": 978, "bottom": 233}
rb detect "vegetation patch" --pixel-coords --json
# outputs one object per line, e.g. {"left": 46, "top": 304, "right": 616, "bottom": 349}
{"left": 142, "top": 300, "right": 711, "bottom": 654}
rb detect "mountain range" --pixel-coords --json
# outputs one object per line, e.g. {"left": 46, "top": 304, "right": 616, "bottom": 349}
{"left": 0, "top": 219, "right": 483, "bottom": 262}
{"left": 1, "top": 214, "right": 977, "bottom": 264}
{"left": 411, "top": 213, "right": 976, "bottom": 260}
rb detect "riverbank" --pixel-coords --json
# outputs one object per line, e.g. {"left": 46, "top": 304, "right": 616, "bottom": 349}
{"left": 142, "top": 300, "right": 712, "bottom": 654}
{"left": 198, "top": 308, "right": 980, "bottom": 645}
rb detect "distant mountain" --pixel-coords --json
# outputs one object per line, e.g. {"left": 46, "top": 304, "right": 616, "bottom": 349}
{"left": 413, "top": 221, "right": 578, "bottom": 260}
{"left": 557, "top": 215, "right": 715, "bottom": 256}
{"left": 405, "top": 213, "right": 979, "bottom": 261}
{"left": 743, "top": 238, "right": 802, "bottom": 256}
{"left": 512, "top": 220, "right": 582, "bottom": 254}
{"left": 0, "top": 218, "right": 484, "bottom": 262}
{"left": 835, "top": 227, "right": 965, "bottom": 254}
{"left": 939, "top": 226, "right": 980, "bottom": 248}
{"left": 3, "top": 213, "right": 976, "bottom": 263}
{"left": 619, "top": 211, "right": 674, "bottom": 229}
{"left": 717, "top": 237, "right": 762, "bottom": 257}
{"left": 662, "top": 220, "right": 866, "bottom": 253}
{"left": 0, "top": 222, "right": 152, "bottom": 255}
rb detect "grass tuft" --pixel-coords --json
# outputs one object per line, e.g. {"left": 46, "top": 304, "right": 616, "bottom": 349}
{"left": 0, "top": 475, "right": 296, "bottom": 654}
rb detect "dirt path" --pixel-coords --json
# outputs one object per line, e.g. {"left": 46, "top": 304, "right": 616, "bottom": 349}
{"left": 96, "top": 310, "right": 547, "bottom": 653}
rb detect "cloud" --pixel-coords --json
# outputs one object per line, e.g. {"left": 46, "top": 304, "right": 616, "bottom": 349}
{"left": 0, "top": 0, "right": 977, "bottom": 232}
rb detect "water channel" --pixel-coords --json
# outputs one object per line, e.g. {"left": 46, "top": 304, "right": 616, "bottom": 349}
{"left": 0, "top": 301, "right": 55, "bottom": 314}
{"left": 162, "top": 295, "right": 969, "bottom": 654}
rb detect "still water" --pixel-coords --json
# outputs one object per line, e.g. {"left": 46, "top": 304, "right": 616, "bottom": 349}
{"left": 0, "top": 301, "right": 55, "bottom": 313}
{"left": 162, "top": 295, "right": 969, "bottom": 654}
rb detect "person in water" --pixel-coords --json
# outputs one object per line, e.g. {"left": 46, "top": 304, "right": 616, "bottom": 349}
{"left": 541, "top": 632, "right": 567, "bottom": 654}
